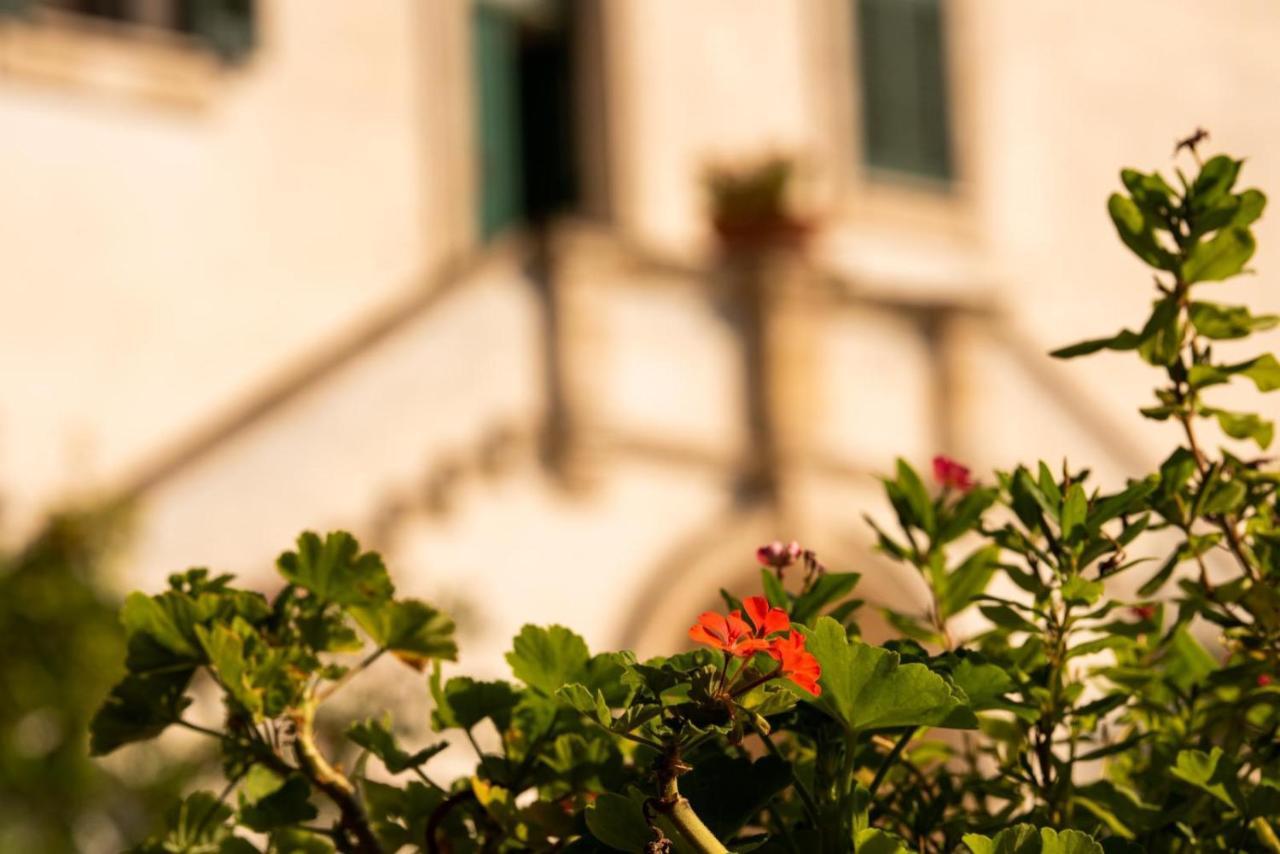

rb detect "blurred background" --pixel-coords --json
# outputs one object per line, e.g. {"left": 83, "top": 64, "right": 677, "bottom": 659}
{"left": 5, "top": 0, "right": 1280, "bottom": 850}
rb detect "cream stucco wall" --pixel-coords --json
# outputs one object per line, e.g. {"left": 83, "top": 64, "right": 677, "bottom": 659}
{"left": 5, "top": 0, "right": 1280, "bottom": 668}
{"left": 0, "top": 0, "right": 466, "bottom": 529}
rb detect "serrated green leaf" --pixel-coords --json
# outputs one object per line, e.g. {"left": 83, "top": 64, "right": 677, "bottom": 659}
{"left": 239, "top": 775, "right": 317, "bottom": 832}
{"left": 801, "top": 617, "right": 971, "bottom": 732}
{"left": 89, "top": 668, "right": 194, "bottom": 755}
{"left": 429, "top": 668, "right": 519, "bottom": 732}
{"left": 347, "top": 717, "right": 447, "bottom": 774}
{"left": 1171, "top": 747, "right": 1241, "bottom": 810}
{"left": 506, "top": 624, "right": 590, "bottom": 695}
{"left": 277, "top": 531, "right": 393, "bottom": 607}
{"left": 351, "top": 598, "right": 457, "bottom": 669}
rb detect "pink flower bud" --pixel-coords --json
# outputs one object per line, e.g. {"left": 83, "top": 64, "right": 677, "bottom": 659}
{"left": 756, "top": 540, "right": 802, "bottom": 571}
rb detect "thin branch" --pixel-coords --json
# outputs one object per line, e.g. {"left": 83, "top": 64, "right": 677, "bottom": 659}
{"left": 868, "top": 728, "right": 917, "bottom": 800}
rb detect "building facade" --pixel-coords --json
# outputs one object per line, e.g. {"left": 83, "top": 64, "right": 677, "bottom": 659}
{"left": 4, "top": 0, "right": 1280, "bottom": 674}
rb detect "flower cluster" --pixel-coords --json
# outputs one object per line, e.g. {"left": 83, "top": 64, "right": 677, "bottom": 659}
{"left": 756, "top": 539, "right": 801, "bottom": 571}
{"left": 689, "top": 595, "right": 822, "bottom": 695}
{"left": 932, "top": 454, "right": 975, "bottom": 492}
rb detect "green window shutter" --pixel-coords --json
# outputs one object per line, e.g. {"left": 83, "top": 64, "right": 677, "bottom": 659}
{"left": 0, "top": 0, "right": 37, "bottom": 14}
{"left": 473, "top": 3, "right": 524, "bottom": 240}
{"left": 186, "top": 0, "right": 256, "bottom": 64}
{"left": 856, "top": 0, "right": 953, "bottom": 183}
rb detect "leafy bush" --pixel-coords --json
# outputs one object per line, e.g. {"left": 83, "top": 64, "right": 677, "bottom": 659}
{"left": 0, "top": 506, "right": 196, "bottom": 853}
{"left": 94, "top": 146, "right": 1280, "bottom": 853}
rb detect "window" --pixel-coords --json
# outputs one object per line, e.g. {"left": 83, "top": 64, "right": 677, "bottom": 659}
{"left": 855, "top": 0, "right": 952, "bottom": 183}
{"left": 1, "top": 0, "right": 255, "bottom": 62}
{"left": 472, "top": 0, "right": 600, "bottom": 240}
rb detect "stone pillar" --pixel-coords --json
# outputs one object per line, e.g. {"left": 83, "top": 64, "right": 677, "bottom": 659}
{"left": 721, "top": 243, "right": 822, "bottom": 528}
{"left": 532, "top": 223, "right": 612, "bottom": 492}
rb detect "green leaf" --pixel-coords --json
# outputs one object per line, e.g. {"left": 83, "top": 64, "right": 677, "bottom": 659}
{"left": 1171, "top": 747, "right": 1241, "bottom": 810}
{"left": 346, "top": 717, "right": 447, "bottom": 774}
{"left": 1061, "top": 575, "right": 1104, "bottom": 606}
{"left": 680, "top": 755, "right": 791, "bottom": 839}
{"left": 1061, "top": 484, "right": 1088, "bottom": 541}
{"left": 1108, "top": 193, "right": 1177, "bottom": 271}
{"left": 1207, "top": 408, "right": 1274, "bottom": 449}
{"left": 239, "top": 774, "right": 318, "bottom": 832}
{"left": 1041, "top": 829, "right": 1105, "bottom": 854}
{"left": 760, "top": 567, "right": 789, "bottom": 608}
{"left": 351, "top": 598, "right": 457, "bottom": 669}
{"left": 1136, "top": 294, "right": 1182, "bottom": 366}
{"left": 430, "top": 669, "right": 519, "bottom": 732}
{"left": 584, "top": 793, "right": 653, "bottom": 852}
{"left": 855, "top": 828, "right": 911, "bottom": 853}
{"left": 790, "top": 572, "right": 860, "bottom": 624}
{"left": 1161, "top": 627, "right": 1218, "bottom": 693}
{"left": 276, "top": 531, "right": 393, "bottom": 607}
{"left": 195, "top": 622, "right": 262, "bottom": 717}
{"left": 1050, "top": 329, "right": 1144, "bottom": 359}
{"left": 506, "top": 624, "right": 590, "bottom": 695}
{"left": 938, "top": 546, "right": 999, "bottom": 618}
{"left": 138, "top": 791, "right": 247, "bottom": 853}
{"left": 556, "top": 683, "right": 612, "bottom": 728}
{"left": 268, "top": 828, "right": 334, "bottom": 854}
{"left": 89, "top": 668, "right": 194, "bottom": 755}
{"left": 1189, "top": 301, "right": 1279, "bottom": 339}
{"left": 1183, "top": 226, "right": 1256, "bottom": 283}
{"left": 1238, "top": 354, "right": 1280, "bottom": 391}
{"left": 121, "top": 591, "right": 203, "bottom": 663}
{"left": 1120, "top": 168, "right": 1176, "bottom": 219}
{"left": 801, "top": 617, "right": 971, "bottom": 732}
{"left": 979, "top": 604, "right": 1041, "bottom": 635}
{"left": 964, "top": 826, "right": 1102, "bottom": 854}
{"left": 888, "top": 458, "right": 935, "bottom": 535}
{"left": 950, "top": 657, "right": 1014, "bottom": 709}
{"left": 937, "top": 486, "right": 999, "bottom": 544}
{"left": 1190, "top": 155, "right": 1242, "bottom": 212}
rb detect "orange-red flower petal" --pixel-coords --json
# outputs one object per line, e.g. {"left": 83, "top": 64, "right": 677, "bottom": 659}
{"left": 766, "top": 631, "right": 822, "bottom": 696}
{"left": 742, "top": 595, "right": 791, "bottom": 638}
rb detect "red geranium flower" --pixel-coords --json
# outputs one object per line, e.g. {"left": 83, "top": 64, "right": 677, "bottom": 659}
{"left": 932, "top": 455, "right": 974, "bottom": 492}
{"left": 766, "top": 631, "right": 822, "bottom": 696}
{"left": 689, "top": 596, "right": 791, "bottom": 657}
{"left": 688, "top": 609, "right": 765, "bottom": 657}
{"left": 742, "top": 595, "right": 790, "bottom": 637}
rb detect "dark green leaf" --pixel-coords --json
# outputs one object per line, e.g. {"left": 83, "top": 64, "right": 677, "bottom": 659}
{"left": 89, "top": 668, "right": 194, "bottom": 755}
{"left": 1108, "top": 193, "right": 1177, "bottom": 271}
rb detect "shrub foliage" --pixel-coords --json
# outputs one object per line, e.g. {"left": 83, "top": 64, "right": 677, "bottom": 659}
{"left": 94, "top": 145, "right": 1280, "bottom": 852}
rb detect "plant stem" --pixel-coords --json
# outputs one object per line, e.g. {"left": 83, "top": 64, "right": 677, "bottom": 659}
{"left": 655, "top": 774, "right": 730, "bottom": 854}
{"left": 292, "top": 700, "right": 382, "bottom": 854}
{"left": 751, "top": 719, "right": 820, "bottom": 825}
{"left": 868, "top": 727, "right": 916, "bottom": 800}
{"left": 316, "top": 647, "right": 387, "bottom": 703}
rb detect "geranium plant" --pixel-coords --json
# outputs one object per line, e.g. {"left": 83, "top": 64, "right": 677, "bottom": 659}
{"left": 93, "top": 141, "right": 1280, "bottom": 853}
